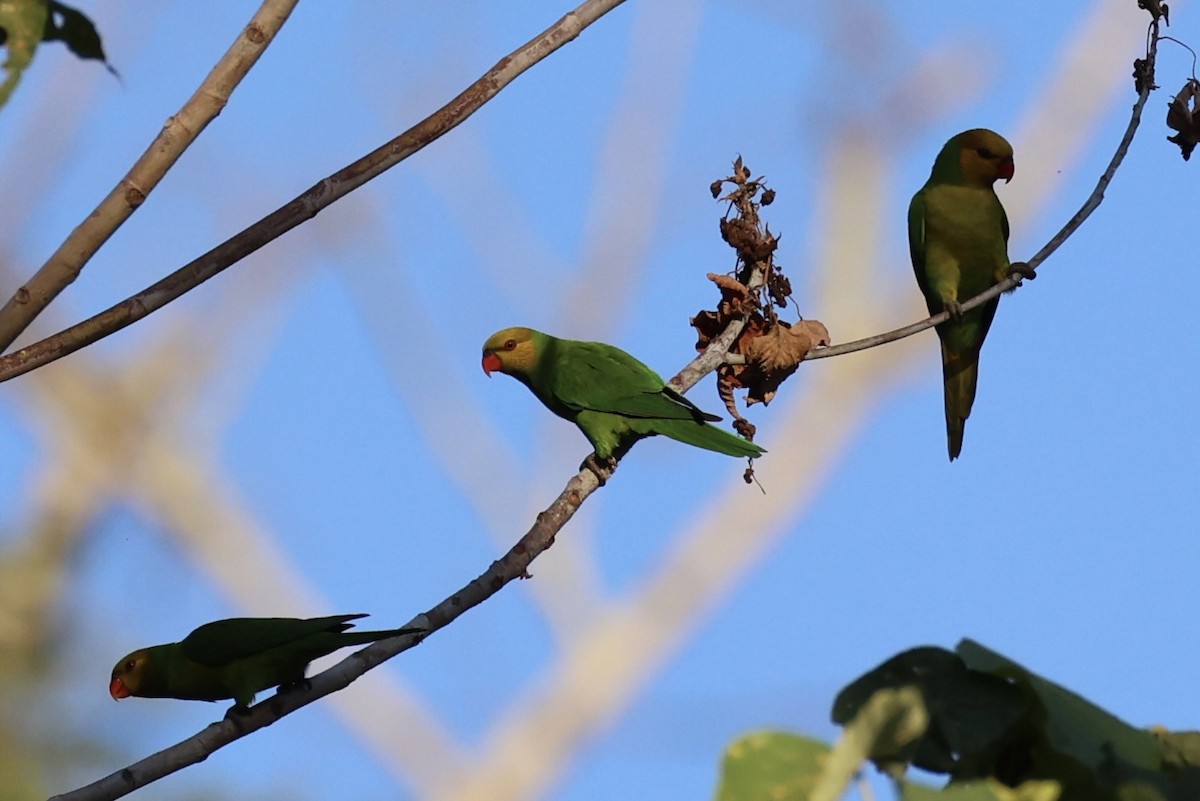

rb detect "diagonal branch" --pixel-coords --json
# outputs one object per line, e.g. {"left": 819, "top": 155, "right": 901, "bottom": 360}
{"left": 0, "top": 0, "right": 300, "bottom": 353}
{"left": 46, "top": 315, "right": 743, "bottom": 801}
{"left": 0, "top": 0, "right": 630, "bottom": 384}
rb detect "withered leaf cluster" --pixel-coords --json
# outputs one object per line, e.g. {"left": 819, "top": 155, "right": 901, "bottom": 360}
{"left": 690, "top": 157, "right": 830, "bottom": 439}
{"left": 1138, "top": 0, "right": 1170, "bottom": 26}
{"left": 1167, "top": 78, "right": 1200, "bottom": 161}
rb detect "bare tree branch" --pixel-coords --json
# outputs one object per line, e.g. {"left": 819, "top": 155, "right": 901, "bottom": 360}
{"left": 0, "top": 0, "right": 300, "bottom": 352}
{"left": 0, "top": 0, "right": 629, "bottom": 384}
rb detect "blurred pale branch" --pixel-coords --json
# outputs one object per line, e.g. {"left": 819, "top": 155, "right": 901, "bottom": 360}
{"left": 557, "top": 0, "right": 704, "bottom": 339}
{"left": 299, "top": 0, "right": 700, "bottom": 647}
{"left": 0, "top": 0, "right": 299, "bottom": 352}
{"left": 0, "top": 0, "right": 630, "bottom": 383}
{"left": 5, "top": 230, "right": 465, "bottom": 797}
{"left": 334, "top": 204, "right": 614, "bottom": 643}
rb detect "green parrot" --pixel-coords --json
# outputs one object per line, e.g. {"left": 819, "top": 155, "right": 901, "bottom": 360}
{"left": 109, "top": 614, "right": 423, "bottom": 710}
{"left": 909, "top": 128, "right": 1032, "bottom": 461}
{"left": 481, "top": 326, "right": 764, "bottom": 464}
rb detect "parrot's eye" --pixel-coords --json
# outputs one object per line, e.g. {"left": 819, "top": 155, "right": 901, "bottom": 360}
{"left": 976, "top": 147, "right": 995, "bottom": 159}
{"left": 124, "top": 660, "right": 136, "bottom": 672}
{"left": 504, "top": 339, "right": 517, "bottom": 351}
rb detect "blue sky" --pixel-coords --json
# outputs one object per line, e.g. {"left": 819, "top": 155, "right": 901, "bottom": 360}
{"left": 1, "top": 1, "right": 1197, "bottom": 800}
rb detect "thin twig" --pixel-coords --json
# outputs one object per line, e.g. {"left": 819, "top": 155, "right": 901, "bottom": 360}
{"left": 0, "top": 0, "right": 299, "bottom": 353}
{"left": 803, "top": 20, "right": 1159, "bottom": 362}
{"left": 46, "top": 314, "right": 736, "bottom": 801}
{"left": 0, "top": 0, "right": 630, "bottom": 384}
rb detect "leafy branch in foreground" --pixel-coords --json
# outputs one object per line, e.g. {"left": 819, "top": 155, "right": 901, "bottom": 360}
{"left": 716, "top": 640, "right": 1200, "bottom": 801}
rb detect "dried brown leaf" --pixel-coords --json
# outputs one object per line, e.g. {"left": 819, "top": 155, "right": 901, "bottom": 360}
{"left": 719, "top": 216, "right": 759, "bottom": 253}
{"left": 744, "top": 320, "right": 829, "bottom": 371}
{"left": 690, "top": 309, "right": 725, "bottom": 352}
{"left": 717, "top": 366, "right": 742, "bottom": 419}
{"left": 795, "top": 319, "right": 831, "bottom": 347}
{"left": 1138, "top": 0, "right": 1169, "bottom": 24}
{"left": 768, "top": 270, "right": 793, "bottom": 308}
{"left": 1132, "top": 58, "right": 1153, "bottom": 95}
{"left": 732, "top": 417, "right": 757, "bottom": 440}
{"left": 1167, "top": 78, "right": 1200, "bottom": 161}
{"left": 734, "top": 319, "right": 831, "bottom": 406}
{"left": 707, "top": 272, "right": 751, "bottom": 300}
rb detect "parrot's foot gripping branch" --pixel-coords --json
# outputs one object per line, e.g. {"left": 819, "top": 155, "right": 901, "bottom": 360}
{"left": 1007, "top": 261, "right": 1036, "bottom": 281}
{"left": 581, "top": 453, "right": 616, "bottom": 486}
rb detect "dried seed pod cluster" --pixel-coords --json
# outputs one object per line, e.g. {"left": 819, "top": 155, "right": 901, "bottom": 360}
{"left": 692, "top": 157, "right": 829, "bottom": 442}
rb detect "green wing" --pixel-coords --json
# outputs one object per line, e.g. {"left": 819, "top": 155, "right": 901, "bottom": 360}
{"left": 549, "top": 340, "right": 719, "bottom": 422}
{"left": 180, "top": 614, "right": 365, "bottom": 666}
{"left": 907, "top": 189, "right": 938, "bottom": 317}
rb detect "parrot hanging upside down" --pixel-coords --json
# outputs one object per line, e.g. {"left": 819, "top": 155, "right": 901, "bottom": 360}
{"left": 109, "top": 614, "right": 424, "bottom": 711}
{"left": 481, "top": 327, "right": 764, "bottom": 469}
{"left": 908, "top": 128, "right": 1035, "bottom": 461}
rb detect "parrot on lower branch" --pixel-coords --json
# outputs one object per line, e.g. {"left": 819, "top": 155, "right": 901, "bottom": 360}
{"left": 908, "top": 128, "right": 1034, "bottom": 461}
{"left": 109, "top": 614, "right": 423, "bottom": 710}
{"left": 481, "top": 327, "right": 764, "bottom": 465}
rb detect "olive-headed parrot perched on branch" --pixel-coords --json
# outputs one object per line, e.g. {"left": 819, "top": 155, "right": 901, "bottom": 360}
{"left": 109, "top": 614, "right": 423, "bottom": 710}
{"left": 481, "top": 327, "right": 764, "bottom": 466}
{"left": 908, "top": 128, "right": 1034, "bottom": 460}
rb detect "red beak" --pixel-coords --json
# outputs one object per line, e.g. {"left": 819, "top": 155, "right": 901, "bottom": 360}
{"left": 482, "top": 352, "right": 502, "bottom": 377}
{"left": 109, "top": 677, "right": 130, "bottom": 701}
{"left": 998, "top": 158, "right": 1014, "bottom": 183}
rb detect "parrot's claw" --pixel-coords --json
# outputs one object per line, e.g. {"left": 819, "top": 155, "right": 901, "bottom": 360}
{"left": 278, "top": 678, "right": 312, "bottom": 696}
{"left": 581, "top": 453, "right": 615, "bottom": 485}
{"left": 1007, "top": 261, "right": 1036, "bottom": 281}
{"left": 224, "top": 704, "right": 253, "bottom": 722}
{"left": 943, "top": 300, "right": 964, "bottom": 322}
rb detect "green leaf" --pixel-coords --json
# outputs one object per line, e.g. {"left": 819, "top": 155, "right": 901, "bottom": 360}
{"left": 42, "top": 0, "right": 116, "bottom": 75}
{"left": 813, "top": 686, "right": 929, "bottom": 798}
{"left": 956, "top": 640, "right": 1160, "bottom": 775}
{"left": 832, "top": 646, "right": 1029, "bottom": 777}
{"left": 0, "top": 0, "right": 50, "bottom": 110}
{"left": 902, "top": 778, "right": 1061, "bottom": 801}
{"left": 714, "top": 731, "right": 830, "bottom": 801}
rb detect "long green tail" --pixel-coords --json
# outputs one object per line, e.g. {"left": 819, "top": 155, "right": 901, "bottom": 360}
{"left": 338, "top": 625, "right": 425, "bottom": 647}
{"left": 942, "top": 342, "right": 980, "bottom": 461}
{"left": 642, "top": 418, "right": 766, "bottom": 458}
